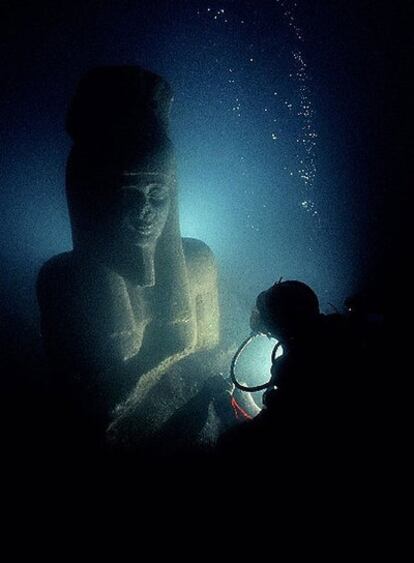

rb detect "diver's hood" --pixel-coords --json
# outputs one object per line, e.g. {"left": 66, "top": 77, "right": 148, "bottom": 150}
{"left": 256, "top": 280, "right": 320, "bottom": 339}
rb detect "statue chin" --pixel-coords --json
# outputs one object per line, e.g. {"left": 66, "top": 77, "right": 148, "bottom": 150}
{"left": 128, "top": 228, "right": 161, "bottom": 248}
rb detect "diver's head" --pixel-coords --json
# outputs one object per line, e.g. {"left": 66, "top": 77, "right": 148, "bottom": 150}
{"left": 254, "top": 280, "right": 320, "bottom": 342}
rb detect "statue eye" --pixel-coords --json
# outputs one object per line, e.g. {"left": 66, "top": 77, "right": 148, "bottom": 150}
{"left": 149, "top": 186, "right": 169, "bottom": 201}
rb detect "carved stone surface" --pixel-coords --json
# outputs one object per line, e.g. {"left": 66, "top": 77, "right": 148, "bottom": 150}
{"left": 37, "top": 66, "right": 220, "bottom": 451}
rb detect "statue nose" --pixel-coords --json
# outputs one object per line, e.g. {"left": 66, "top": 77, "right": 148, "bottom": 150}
{"left": 140, "top": 206, "right": 153, "bottom": 219}
{"left": 137, "top": 198, "right": 155, "bottom": 220}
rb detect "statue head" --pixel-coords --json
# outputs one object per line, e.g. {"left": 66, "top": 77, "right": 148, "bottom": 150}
{"left": 111, "top": 170, "right": 171, "bottom": 248}
{"left": 66, "top": 66, "right": 179, "bottom": 287}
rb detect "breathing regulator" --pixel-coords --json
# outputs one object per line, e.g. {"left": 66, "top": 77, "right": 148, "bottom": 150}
{"left": 230, "top": 332, "right": 281, "bottom": 392}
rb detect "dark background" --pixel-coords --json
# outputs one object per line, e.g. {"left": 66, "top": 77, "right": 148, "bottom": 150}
{"left": 0, "top": 1, "right": 405, "bottom": 454}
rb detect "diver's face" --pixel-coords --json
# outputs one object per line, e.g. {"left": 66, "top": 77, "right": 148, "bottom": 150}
{"left": 113, "top": 172, "right": 171, "bottom": 247}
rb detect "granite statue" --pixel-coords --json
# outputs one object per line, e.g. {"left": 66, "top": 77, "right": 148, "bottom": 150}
{"left": 37, "top": 66, "right": 221, "bottom": 450}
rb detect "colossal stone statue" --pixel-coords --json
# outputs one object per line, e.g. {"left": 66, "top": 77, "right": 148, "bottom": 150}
{"left": 37, "top": 66, "right": 220, "bottom": 450}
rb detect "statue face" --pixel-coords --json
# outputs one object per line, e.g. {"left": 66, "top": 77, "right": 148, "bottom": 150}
{"left": 110, "top": 172, "right": 171, "bottom": 248}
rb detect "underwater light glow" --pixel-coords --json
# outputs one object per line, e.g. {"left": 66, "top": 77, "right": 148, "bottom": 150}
{"left": 178, "top": 186, "right": 238, "bottom": 257}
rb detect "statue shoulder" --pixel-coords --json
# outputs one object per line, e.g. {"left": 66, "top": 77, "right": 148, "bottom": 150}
{"left": 37, "top": 251, "right": 121, "bottom": 293}
{"left": 182, "top": 237, "right": 214, "bottom": 259}
{"left": 182, "top": 237, "right": 217, "bottom": 282}
{"left": 182, "top": 238, "right": 219, "bottom": 350}
{"left": 37, "top": 252, "right": 76, "bottom": 298}
{"left": 37, "top": 251, "right": 117, "bottom": 303}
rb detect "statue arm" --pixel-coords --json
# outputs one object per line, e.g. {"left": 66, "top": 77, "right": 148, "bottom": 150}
{"left": 182, "top": 237, "right": 220, "bottom": 351}
{"left": 37, "top": 256, "right": 145, "bottom": 402}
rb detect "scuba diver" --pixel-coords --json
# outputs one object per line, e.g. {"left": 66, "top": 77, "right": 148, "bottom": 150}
{"left": 217, "top": 279, "right": 356, "bottom": 468}
{"left": 249, "top": 280, "right": 348, "bottom": 408}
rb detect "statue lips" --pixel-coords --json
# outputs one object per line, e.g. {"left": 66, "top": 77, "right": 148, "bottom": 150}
{"left": 126, "top": 212, "right": 159, "bottom": 242}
